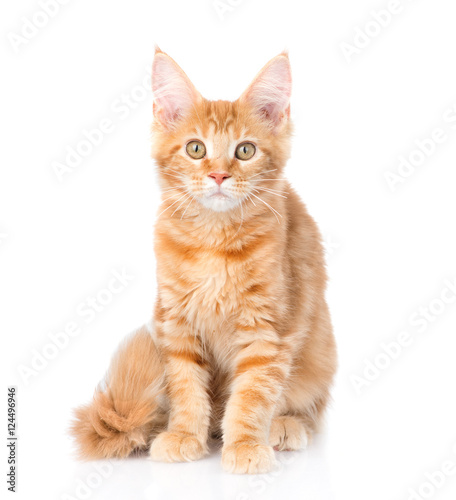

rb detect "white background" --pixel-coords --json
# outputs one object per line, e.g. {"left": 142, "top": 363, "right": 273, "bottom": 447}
{"left": 2, "top": 0, "right": 456, "bottom": 499}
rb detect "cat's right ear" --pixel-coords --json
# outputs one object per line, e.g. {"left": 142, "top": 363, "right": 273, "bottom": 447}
{"left": 152, "top": 49, "right": 202, "bottom": 129}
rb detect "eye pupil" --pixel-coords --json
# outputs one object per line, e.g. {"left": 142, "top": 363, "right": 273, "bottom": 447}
{"left": 235, "top": 142, "right": 255, "bottom": 160}
{"left": 186, "top": 140, "right": 206, "bottom": 159}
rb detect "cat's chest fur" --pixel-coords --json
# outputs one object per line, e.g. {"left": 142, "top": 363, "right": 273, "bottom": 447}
{"left": 176, "top": 251, "right": 241, "bottom": 323}
{"left": 155, "top": 218, "right": 279, "bottom": 345}
{"left": 157, "top": 233, "right": 257, "bottom": 330}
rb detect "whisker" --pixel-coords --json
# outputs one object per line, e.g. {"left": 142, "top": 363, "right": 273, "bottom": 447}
{"left": 158, "top": 192, "right": 190, "bottom": 218}
{"left": 161, "top": 189, "right": 186, "bottom": 204}
{"left": 229, "top": 199, "right": 245, "bottom": 241}
{"left": 171, "top": 193, "right": 192, "bottom": 218}
{"left": 161, "top": 172, "right": 185, "bottom": 180}
{"left": 254, "top": 188, "right": 288, "bottom": 199}
{"left": 255, "top": 179, "right": 287, "bottom": 182}
{"left": 250, "top": 193, "right": 282, "bottom": 223}
{"left": 248, "top": 169, "right": 277, "bottom": 179}
{"left": 181, "top": 195, "right": 195, "bottom": 220}
{"left": 254, "top": 185, "right": 289, "bottom": 194}
{"left": 164, "top": 167, "right": 185, "bottom": 176}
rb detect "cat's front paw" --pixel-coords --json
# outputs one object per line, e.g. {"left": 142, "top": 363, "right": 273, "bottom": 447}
{"left": 222, "top": 442, "right": 276, "bottom": 474}
{"left": 149, "top": 431, "right": 207, "bottom": 462}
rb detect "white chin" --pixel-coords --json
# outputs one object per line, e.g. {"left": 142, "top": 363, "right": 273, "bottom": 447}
{"left": 199, "top": 194, "right": 240, "bottom": 212}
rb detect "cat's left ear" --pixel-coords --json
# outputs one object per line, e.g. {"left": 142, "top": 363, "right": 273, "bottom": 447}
{"left": 152, "top": 49, "right": 202, "bottom": 129}
{"left": 239, "top": 53, "right": 292, "bottom": 132}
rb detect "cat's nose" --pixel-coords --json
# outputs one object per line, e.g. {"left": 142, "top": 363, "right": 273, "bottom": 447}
{"left": 208, "top": 172, "right": 231, "bottom": 185}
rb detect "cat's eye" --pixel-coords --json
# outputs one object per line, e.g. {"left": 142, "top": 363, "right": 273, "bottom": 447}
{"left": 186, "top": 140, "right": 206, "bottom": 159}
{"left": 235, "top": 142, "right": 256, "bottom": 161}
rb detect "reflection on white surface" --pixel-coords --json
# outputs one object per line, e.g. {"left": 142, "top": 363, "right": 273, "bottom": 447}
{"left": 66, "top": 435, "right": 335, "bottom": 500}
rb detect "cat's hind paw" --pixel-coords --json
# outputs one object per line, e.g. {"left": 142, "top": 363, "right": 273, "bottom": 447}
{"left": 269, "top": 416, "right": 309, "bottom": 451}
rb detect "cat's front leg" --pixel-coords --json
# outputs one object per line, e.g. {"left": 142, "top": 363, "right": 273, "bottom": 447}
{"left": 149, "top": 317, "right": 210, "bottom": 463}
{"left": 221, "top": 333, "right": 290, "bottom": 474}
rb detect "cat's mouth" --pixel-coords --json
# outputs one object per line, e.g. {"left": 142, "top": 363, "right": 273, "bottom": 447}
{"left": 199, "top": 188, "right": 240, "bottom": 212}
{"left": 207, "top": 185, "right": 234, "bottom": 200}
{"left": 209, "top": 192, "right": 230, "bottom": 199}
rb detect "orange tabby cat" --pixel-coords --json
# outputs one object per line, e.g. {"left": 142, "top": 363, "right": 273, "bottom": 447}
{"left": 72, "top": 48, "right": 337, "bottom": 474}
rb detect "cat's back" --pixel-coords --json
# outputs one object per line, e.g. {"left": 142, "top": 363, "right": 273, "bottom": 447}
{"left": 283, "top": 184, "right": 327, "bottom": 300}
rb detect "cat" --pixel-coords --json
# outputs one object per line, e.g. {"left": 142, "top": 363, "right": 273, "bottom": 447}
{"left": 71, "top": 48, "right": 337, "bottom": 474}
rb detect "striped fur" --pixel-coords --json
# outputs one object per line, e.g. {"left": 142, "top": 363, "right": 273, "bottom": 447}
{"left": 71, "top": 49, "right": 337, "bottom": 474}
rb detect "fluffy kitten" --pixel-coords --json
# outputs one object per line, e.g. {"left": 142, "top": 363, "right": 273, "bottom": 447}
{"left": 71, "top": 49, "right": 337, "bottom": 474}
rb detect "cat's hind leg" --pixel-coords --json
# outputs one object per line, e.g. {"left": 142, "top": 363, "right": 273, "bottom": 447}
{"left": 269, "top": 415, "right": 310, "bottom": 451}
{"left": 71, "top": 324, "right": 167, "bottom": 459}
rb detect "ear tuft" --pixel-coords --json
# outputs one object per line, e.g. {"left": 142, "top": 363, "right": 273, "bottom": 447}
{"left": 152, "top": 52, "right": 201, "bottom": 129}
{"left": 240, "top": 54, "right": 292, "bottom": 131}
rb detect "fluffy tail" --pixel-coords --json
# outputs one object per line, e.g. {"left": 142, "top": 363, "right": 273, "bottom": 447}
{"left": 71, "top": 324, "right": 167, "bottom": 459}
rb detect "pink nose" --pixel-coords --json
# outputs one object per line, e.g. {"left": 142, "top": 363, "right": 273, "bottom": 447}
{"left": 208, "top": 172, "right": 231, "bottom": 185}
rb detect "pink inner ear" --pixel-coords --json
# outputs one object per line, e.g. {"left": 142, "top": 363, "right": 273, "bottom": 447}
{"left": 152, "top": 55, "right": 198, "bottom": 125}
{"left": 245, "top": 56, "right": 292, "bottom": 128}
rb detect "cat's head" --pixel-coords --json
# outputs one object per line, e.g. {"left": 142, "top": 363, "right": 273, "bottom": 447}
{"left": 151, "top": 49, "right": 292, "bottom": 214}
